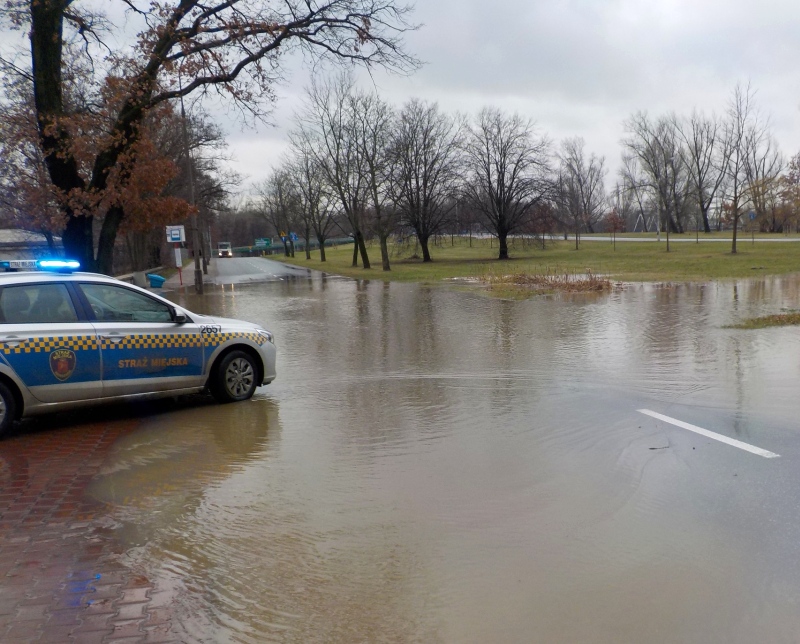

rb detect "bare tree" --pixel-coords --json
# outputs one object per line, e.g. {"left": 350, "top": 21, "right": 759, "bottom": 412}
{"left": 255, "top": 169, "right": 299, "bottom": 257}
{"left": 388, "top": 99, "right": 464, "bottom": 262}
{"left": 778, "top": 153, "right": 800, "bottom": 234}
{"left": 744, "top": 121, "right": 783, "bottom": 232}
{"left": 295, "top": 74, "right": 371, "bottom": 268}
{"left": 555, "top": 137, "right": 606, "bottom": 249}
{"left": 678, "top": 111, "right": 729, "bottom": 234}
{"left": 622, "top": 112, "right": 690, "bottom": 250}
{"left": 462, "top": 108, "right": 551, "bottom": 260}
{"left": 287, "top": 148, "right": 336, "bottom": 261}
{"left": 722, "top": 83, "right": 759, "bottom": 254}
{"left": 353, "top": 91, "right": 396, "bottom": 271}
{"left": 608, "top": 181, "right": 638, "bottom": 233}
{"left": 619, "top": 153, "right": 653, "bottom": 232}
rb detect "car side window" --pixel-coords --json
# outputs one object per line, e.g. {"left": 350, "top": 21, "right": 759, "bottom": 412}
{"left": 80, "top": 283, "right": 173, "bottom": 323}
{"left": 0, "top": 283, "right": 79, "bottom": 324}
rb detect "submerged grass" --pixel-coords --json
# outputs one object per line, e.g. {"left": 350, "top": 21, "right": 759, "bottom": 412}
{"left": 728, "top": 312, "right": 800, "bottom": 329}
{"left": 482, "top": 268, "right": 613, "bottom": 295}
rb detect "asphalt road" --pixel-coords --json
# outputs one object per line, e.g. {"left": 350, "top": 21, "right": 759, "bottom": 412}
{"left": 166, "top": 256, "right": 311, "bottom": 287}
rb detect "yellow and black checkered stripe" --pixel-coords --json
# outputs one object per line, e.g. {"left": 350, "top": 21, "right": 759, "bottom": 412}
{"left": 99, "top": 333, "right": 203, "bottom": 350}
{"left": 1, "top": 335, "right": 98, "bottom": 355}
{"left": 0, "top": 330, "right": 266, "bottom": 355}
{"left": 204, "top": 331, "right": 266, "bottom": 348}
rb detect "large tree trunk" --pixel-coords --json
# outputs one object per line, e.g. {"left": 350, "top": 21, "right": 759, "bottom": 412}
{"left": 304, "top": 226, "right": 311, "bottom": 260}
{"left": 356, "top": 230, "right": 370, "bottom": 269}
{"left": 419, "top": 234, "right": 432, "bottom": 262}
{"left": 379, "top": 234, "right": 391, "bottom": 271}
{"left": 30, "top": 2, "right": 93, "bottom": 267}
{"left": 317, "top": 235, "right": 327, "bottom": 262}
{"left": 95, "top": 206, "right": 125, "bottom": 274}
{"left": 351, "top": 238, "right": 359, "bottom": 266}
{"left": 498, "top": 232, "right": 509, "bottom": 260}
{"left": 701, "top": 207, "right": 711, "bottom": 233}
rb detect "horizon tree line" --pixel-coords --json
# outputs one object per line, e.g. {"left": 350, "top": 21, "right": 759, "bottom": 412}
{"left": 238, "top": 79, "right": 800, "bottom": 267}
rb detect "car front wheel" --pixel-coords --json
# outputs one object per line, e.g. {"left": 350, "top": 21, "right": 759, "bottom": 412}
{"left": 0, "top": 381, "right": 17, "bottom": 438}
{"left": 211, "top": 350, "right": 259, "bottom": 403}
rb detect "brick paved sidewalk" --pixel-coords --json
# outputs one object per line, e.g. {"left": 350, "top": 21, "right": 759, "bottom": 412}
{"left": 0, "top": 419, "right": 178, "bottom": 643}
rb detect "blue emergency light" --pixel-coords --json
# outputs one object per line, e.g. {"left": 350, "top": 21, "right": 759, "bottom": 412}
{"left": 37, "top": 259, "right": 81, "bottom": 272}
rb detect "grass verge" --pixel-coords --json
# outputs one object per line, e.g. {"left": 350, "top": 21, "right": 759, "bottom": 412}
{"left": 278, "top": 235, "right": 800, "bottom": 285}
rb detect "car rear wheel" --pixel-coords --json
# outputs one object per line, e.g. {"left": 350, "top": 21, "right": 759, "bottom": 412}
{"left": 211, "top": 350, "right": 258, "bottom": 403}
{"left": 0, "top": 381, "right": 17, "bottom": 438}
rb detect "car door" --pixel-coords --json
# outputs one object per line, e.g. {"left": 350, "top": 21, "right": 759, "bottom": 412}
{"left": 0, "top": 282, "right": 102, "bottom": 403}
{"left": 77, "top": 282, "right": 205, "bottom": 397}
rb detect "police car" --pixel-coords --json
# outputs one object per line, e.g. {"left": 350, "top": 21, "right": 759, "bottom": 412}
{"left": 0, "top": 260, "right": 276, "bottom": 436}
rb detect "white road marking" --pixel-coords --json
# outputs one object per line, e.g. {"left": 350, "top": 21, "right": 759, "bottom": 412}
{"left": 637, "top": 409, "right": 780, "bottom": 459}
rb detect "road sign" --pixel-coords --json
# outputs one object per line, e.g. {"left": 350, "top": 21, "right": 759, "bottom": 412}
{"left": 289, "top": 232, "right": 298, "bottom": 242}
{"left": 255, "top": 238, "right": 272, "bottom": 248}
{"left": 166, "top": 225, "right": 186, "bottom": 243}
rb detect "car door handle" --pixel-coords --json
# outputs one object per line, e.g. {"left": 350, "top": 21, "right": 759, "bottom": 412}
{"left": 100, "top": 333, "right": 127, "bottom": 344}
{"left": 0, "top": 335, "right": 22, "bottom": 347}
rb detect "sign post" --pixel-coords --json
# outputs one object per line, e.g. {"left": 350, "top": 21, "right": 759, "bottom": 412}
{"left": 166, "top": 226, "right": 186, "bottom": 286}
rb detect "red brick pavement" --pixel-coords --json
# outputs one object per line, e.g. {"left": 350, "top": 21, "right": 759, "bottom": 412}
{"left": 0, "top": 418, "right": 180, "bottom": 643}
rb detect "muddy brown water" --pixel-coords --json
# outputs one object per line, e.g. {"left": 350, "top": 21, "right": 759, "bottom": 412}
{"left": 83, "top": 273, "right": 800, "bottom": 642}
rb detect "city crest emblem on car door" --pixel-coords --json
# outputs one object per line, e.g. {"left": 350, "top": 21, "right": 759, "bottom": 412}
{"left": 49, "top": 348, "right": 76, "bottom": 381}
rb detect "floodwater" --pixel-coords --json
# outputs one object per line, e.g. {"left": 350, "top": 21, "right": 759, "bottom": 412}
{"left": 88, "top": 269, "right": 800, "bottom": 642}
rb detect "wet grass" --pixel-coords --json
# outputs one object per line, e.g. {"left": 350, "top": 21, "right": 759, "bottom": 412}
{"left": 278, "top": 235, "right": 800, "bottom": 285}
{"left": 728, "top": 312, "right": 800, "bottom": 329}
{"left": 481, "top": 268, "right": 614, "bottom": 297}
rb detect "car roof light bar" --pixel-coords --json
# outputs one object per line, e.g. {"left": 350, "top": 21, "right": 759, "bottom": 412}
{"left": 37, "top": 259, "right": 81, "bottom": 272}
{"left": 0, "top": 259, "right": 81, "bottom": 273}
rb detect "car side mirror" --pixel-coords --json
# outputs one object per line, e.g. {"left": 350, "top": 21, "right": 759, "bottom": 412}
{"left": 172, "top": 309, "right": 188, "bottom": 324}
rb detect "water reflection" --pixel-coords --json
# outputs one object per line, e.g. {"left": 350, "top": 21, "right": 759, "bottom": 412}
{"left": 109, "top": 272, "right": 800, "bottom": 641}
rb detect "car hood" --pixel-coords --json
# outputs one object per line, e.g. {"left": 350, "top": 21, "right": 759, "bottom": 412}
{"left": 192, "top": 313, "right": 263, "bottom": 330}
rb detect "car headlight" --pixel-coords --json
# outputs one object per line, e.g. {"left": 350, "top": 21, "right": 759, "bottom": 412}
{"left": 258, "top": 330, "right": 274, "bottom": 344}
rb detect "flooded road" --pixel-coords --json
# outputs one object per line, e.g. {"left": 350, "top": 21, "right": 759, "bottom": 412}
{"left": 7, "top": 260, "right": 800, "bottom": 642}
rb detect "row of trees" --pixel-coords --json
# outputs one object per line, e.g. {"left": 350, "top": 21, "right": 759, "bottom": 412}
{"left": 620, "top": 84, "right": 796, "bottom": 253}
{"left": 251, "top": 75, "right": 554, "bottom": 270}
{"left": 248, "top": 79, "right": 800, "bottom": 269}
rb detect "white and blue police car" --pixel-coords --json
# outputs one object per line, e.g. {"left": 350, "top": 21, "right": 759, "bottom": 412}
{"left": 0, "top": 260, "right": 276, "bottom": 436}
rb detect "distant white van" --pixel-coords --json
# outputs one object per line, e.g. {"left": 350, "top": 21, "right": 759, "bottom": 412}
{"left": 217, "top": 242, "right": 232, "bottom": 258}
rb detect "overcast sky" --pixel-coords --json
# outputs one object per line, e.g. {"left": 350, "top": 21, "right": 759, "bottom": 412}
{"left": 224, "top": 0, "right": 800, "bottom": 198}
